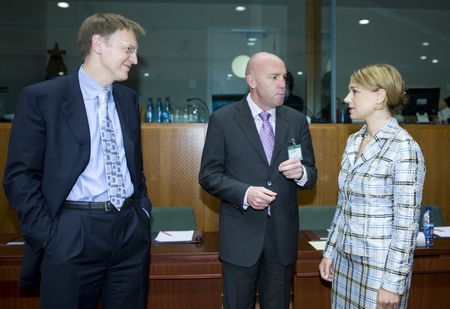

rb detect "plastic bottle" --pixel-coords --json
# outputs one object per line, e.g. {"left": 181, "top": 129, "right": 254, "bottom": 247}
{"left": 191, "top": 107, "right": 199, "bottom": 123}
{"left": 182, "top": 108, "right": 189, "bottom": 123}
{"left": 162, "top": 97, "right": 171, "bottom": 123}
{"left": 339, "top": 101, "right": 348, "bottom": 123}
{"left": 422, "top": 206, "right": 434, "bottom": 246}
{"left": 155, "top": 98, "right": 162, "bottom": 123}
{"left": 146, "top": 98, "right": 153, "bottom": 123}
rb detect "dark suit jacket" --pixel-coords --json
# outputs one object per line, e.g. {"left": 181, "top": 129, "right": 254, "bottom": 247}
{"left": 3, "top": 71, "right": 151, "bottom": 285}
{"left": 199, "top": 98, "right": 317, "bottom": 267}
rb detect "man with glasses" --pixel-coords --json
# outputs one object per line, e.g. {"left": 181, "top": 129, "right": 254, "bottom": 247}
{"left": 3, "top": 13, "right": 151, "bottom": 309}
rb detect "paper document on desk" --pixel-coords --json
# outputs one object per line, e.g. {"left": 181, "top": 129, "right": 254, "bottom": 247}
{"left": 434, "top": 226, "right": 450, "bottom": 238}
{"left": 6, "top": 235, "right": 25, "bottom": 246}
{"left": 309, "top": 241, "right": 326, "bottom": 250}
{"left": 155, "top": 230, "right": 194, "bottom": 242}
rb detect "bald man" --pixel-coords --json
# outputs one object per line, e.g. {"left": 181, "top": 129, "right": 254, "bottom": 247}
{"left": 199, "top": 52, "right": 317, "bottom": 309}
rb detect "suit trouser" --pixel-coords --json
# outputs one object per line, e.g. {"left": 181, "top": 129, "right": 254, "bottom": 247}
{"left": 222, "top": 216, "right": 295, "bottom": 309}
{"left": 40, "top": 204, "right": 151, "bottom": 309}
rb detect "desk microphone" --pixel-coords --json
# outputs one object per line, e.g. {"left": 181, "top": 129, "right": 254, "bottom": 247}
{"left": 195, "top": 235, "right": 203, "bottom": 242}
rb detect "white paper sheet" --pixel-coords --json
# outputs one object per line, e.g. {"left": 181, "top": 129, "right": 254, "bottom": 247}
{"left": 155, "top": 230, "right": 194, "bottom": 242}
{"left": 308, "top": 240, "right": 326, "bottom": 250}
{"left": 434, "top": 226, "right": 450, "bottom": 238}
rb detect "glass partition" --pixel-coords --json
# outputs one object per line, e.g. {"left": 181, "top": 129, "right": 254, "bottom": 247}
{"left": 0, "top": 0, "right": 308, "bottom": 122}
{"left": 0, "top": 1, "right": 448, "bottom": 123}
{"left": 334, "top": 1, "right": 450, "bottom": 124}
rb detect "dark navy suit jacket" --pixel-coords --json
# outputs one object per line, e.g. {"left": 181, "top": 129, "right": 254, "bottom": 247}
{"left": 3, "top": 71, "right": 151, "bottom": 285}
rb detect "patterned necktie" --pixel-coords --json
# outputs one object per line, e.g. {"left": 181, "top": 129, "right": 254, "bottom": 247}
{"left": 259, "top": 111, "right": 275, "bottom": 216}
{"left": 259, "top": 111, "right": 275, "bottom": 165}
{"left": 98, "top": 89, "right": 127, "bottom": 209}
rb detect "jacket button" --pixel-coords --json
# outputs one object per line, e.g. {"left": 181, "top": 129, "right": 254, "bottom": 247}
{"left": 267, "top": 181, "right": 272, "bottom": 186}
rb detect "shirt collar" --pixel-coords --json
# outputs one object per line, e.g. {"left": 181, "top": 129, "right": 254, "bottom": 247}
{"left": 78, "top": 65, "right": 113, "bottom": 101}
{"left": 246, "top": 93, "right": 276, "bottom": 119}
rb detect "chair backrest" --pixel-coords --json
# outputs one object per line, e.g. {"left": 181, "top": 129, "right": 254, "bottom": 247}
{"left": 298, "top": 205, "right": 445, "bottom": 231}
{"left": 298, "top": 206, "right": 336, "bottom": 231}
{"left": 150, "top": 206, "right": 197, "bottom": 233}
{"left": 420, "top": 206, "right": 445, "bottom": 227}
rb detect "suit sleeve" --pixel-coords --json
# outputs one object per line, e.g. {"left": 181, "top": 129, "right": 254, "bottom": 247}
{"left": 198, "top": 112, "right": 250, "bottom": 209}
{"left": 297, "top": 115, "right": 317, "bottom": 190}
{"left": 2, "top": 86, "right": 53, "bottom": 252}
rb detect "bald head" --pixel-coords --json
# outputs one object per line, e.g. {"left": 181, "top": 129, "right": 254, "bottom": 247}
{"left": 245, "top": 52, "right": 284, "bottom": 77}
{"left": 245, "top": 52, "right": 287, "bottom": 110}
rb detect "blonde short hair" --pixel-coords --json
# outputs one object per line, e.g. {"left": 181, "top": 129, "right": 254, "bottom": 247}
{"left": 351, "top": 63, "right": 408, "bottom": 115}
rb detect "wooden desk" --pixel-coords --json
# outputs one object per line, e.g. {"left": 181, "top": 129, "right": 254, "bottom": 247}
{"left": 148, "top": 232, "right": 222, "bottom": 309}
{"left": 2, "top": 231, "right": 450, "bottom": 308}
{"left": 0, "top": 232, "right": 222, "bottom": 309}
{"left": 292, "top": 231, "right": 450, "bottom": 309}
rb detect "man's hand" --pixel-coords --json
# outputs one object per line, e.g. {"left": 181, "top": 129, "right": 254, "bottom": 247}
{"left": 279, "top": 158, "right": 303, "bottom": 179}
{"left": 247, "top": 186, "right": 277, "bottom": 210}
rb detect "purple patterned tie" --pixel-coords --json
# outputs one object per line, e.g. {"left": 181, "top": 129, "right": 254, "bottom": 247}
{"left": 98, "top": 89, "right": 127, "bottom": 209}
{"left": 259, "top": 111, "right": 274, "bottom": 216}
{"left": 259, "top": 111, "right": 275, "bottom": 165}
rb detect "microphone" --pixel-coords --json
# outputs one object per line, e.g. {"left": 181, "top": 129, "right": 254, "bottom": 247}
{"left": 187, "top": 97, "right": 210, "bottom": 116}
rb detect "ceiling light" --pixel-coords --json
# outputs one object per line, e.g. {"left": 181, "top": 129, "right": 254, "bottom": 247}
{"left": 143, "top": 73, "right": 149, "bottom": 77}
{"left": 236, "top": 6, "right": 246, "bottom": 12}
{"left": 57, "top": 2, "right": 69, "bottom": 8}
{"left": 297, "top": 71, "right": 303, "bottom": 75}
{"left": 248, "top": 38, "right": 257, "bottom": 42}
{"left": 432, "top": 59, "right": 439, "bottom": 63}
{"left": 358, "top": 19, "right": 369, "bottom": 25}
{"left": 422, "top": 42, "right": 430, "bottom": 46}
{"left": 247, "top": 42, "right": 255, "bottom": 46}
{"left": 420, "top": 56, "right": 427, "bottom": 60}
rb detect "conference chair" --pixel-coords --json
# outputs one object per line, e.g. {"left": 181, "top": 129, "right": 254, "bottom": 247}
{"left": 150, "top": 206, "right": 197, "bottom": 233}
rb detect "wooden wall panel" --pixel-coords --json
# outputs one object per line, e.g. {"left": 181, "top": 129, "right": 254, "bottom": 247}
{"left": 0, "top": 124, "right": 19, "bottom": 234}
{"left": 1, "top": 123, "right": 449, "bottom": 234}
{"left": 406, "top": 125, "right": 450, "bottom": 225}
{"left": 141, "top": 124, "right": 207, "bottom": 231}
{"left": 298, "top": 124, "right": 340, "bottom": 206}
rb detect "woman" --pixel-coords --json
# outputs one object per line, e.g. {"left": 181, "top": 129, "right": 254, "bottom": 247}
{"left": 319, "top": 64, "right": 426, "bottom": 309}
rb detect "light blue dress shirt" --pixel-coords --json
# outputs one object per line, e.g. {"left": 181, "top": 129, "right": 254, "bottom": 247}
{"left": 66, "top": 66, "right": 133, "bottom": 203}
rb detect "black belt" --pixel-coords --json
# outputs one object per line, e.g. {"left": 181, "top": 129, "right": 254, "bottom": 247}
{"left": 62, "top": 198, "right": 136, "bottom": 212}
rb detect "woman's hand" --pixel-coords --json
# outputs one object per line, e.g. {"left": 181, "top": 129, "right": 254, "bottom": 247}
{"left": 319, "top": 257, "right": 334, "bottom": 282}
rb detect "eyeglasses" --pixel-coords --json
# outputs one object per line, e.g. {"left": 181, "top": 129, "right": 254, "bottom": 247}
{"left": 119, "top": 40, "right": 138, "bottom": 56}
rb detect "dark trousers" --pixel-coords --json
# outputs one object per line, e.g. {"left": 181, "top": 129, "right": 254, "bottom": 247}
{"left": 40, "top": 205, "right": 151, "bottom": 309}
{"left": 222, "top": 217, "right": 295, "bottom": 309}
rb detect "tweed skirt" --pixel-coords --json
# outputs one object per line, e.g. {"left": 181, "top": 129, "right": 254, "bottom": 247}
{"left": 331, "top": 252, "right": 411, "bottom": 309}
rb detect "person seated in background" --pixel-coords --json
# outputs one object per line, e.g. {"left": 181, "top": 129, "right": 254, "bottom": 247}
{"left": 438, "top": 96, "right": 450, "bottom": 123}
{"left": 284, "top": 71, "right": 305, "bottom": 113}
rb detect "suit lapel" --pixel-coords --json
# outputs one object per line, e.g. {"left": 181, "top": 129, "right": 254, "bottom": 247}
{"left": 112, "top": 86, "right": 136, "bottom": 177}
{"left": 234, "top": 100, "right": 269, "bottom": 165}
{"left": 60, "top": 73, "right": 91, "bottom": 166}
{"left": 272, "top": 107, "right": 290, "bottom": 165}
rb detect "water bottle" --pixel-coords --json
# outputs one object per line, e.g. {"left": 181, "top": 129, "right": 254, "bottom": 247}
{"left": 155, "top": 98, "right": 162, "bottom": 123}
{"left": 146, "top": 98, "right": 153, "bottom": 123}
{"left": 422, "top": 206, "right": 434, "bottom": 246}
{"left": 182, "top": 108, "right": 189, "bottom": 123}
{"left": 162, "top": 97, "right": 171, "bottom": 123}
{"left": 339, "top": 102, "right": 347, "bottom": 123}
